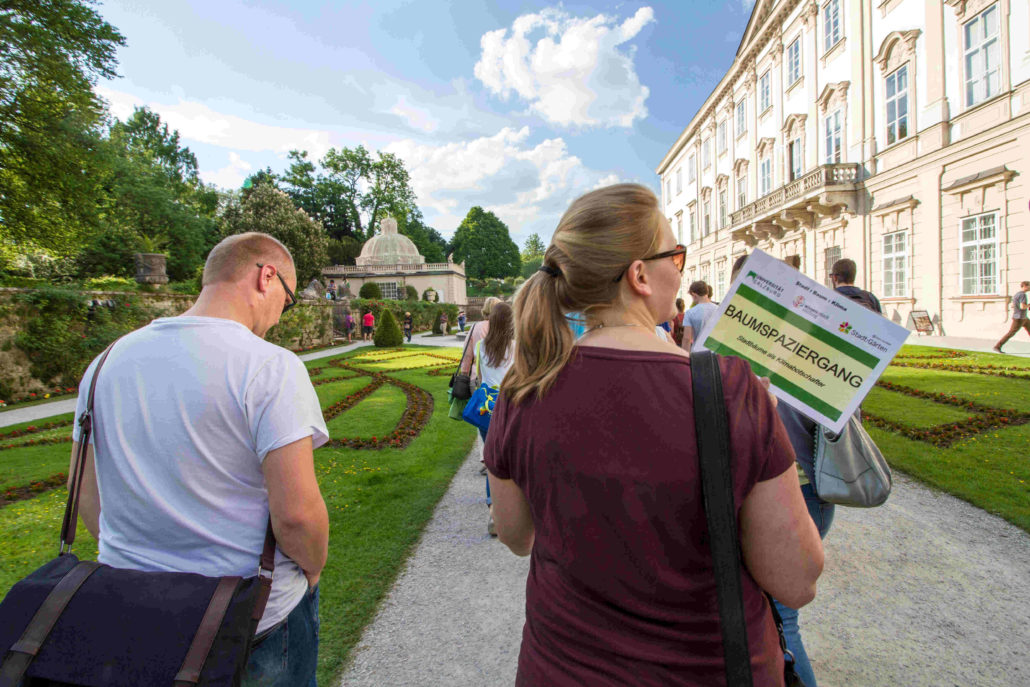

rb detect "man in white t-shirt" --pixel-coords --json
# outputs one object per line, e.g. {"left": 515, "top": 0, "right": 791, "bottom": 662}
{"left": 70, "top": 232, "right": 329, "bottom": 686}
{"left": 680, "top": 280, "right": 718, "bottom": 352}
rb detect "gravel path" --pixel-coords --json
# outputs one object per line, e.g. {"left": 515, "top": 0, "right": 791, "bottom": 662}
{"left": 340, "top": 438, "right": 1030, "bottom": 687}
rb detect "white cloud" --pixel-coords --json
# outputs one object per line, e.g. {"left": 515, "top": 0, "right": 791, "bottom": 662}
{"left": 385, "top": 127, "right": 618, "bottom": 239}
{"left": 96, "top": 86, "right": 334, "bottom": 159}
{"left": 202, "top": 152, "right": 252, "bottom": 190}
{"left": 473, "top": 7, "right": 655, "bottom": 128}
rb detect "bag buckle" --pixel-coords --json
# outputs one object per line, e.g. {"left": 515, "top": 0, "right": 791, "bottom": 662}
{"left": 257, "top": 565, "right": 274, "bottom": 580}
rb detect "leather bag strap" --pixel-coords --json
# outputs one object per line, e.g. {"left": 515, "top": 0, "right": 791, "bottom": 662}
{"left": 0, "top": 560, "right": 102, "bottom": 687}
{"left": 173, "top": 576, "right": 242, "bottom": 686}
{"left": 60, "top": 343, "right": 118, "bottom": 553}
{"left": 691, "top": 351, "right": 754, "bottom": 687}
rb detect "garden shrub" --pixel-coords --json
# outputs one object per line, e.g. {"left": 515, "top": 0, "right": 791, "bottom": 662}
{"left": 83, "top": 276, "right": 137, "bottom": 291}
{"left": 374, "top": 309, "right": 404, "bottom": 347}
{"left": 359, "top": 282, "right": 382, "bottom": 299}
{"left": 405, "top": 285, "right": 418, "bottom": 301}
{"left": 348, "top": 299, "right": 457, "bottom": 334}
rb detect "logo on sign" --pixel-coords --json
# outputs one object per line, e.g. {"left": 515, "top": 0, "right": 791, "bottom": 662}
{"left": 839, "top": 321, "right": 852, "bottom": 334}
{"left": 794, "top": 295, "right": 805, "bottom": 308}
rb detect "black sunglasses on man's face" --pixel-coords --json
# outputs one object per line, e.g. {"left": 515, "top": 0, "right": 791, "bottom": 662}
{"left": 256, "top": 263, "right": 297, "bottom": 313}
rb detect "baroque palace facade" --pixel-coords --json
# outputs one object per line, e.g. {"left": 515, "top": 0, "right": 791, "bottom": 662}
{"left": 657, "top": 0, "right": 1030, "bottom": 337}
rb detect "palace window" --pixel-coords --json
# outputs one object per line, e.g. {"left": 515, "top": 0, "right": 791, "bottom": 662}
{"left": 665, "top": 179, "right": 672, "bottom": 203}
{"left": 824, "top": 245, "right": 841, "bottom": 287}
{"left": 963, "top": 4, "right": 1000, "bottom": 108}
{"left": 824, "top": 109, "right": 843, "bottom": 163}
{"left": 961, "top": 212, "right": 998, "bottom": 295}
{"left": 719, "top": 189, "right": 728, "bottom": 229}
{"left": 737, "top": 174, "right": 747, "bottom": 209}
{"left": 882, "top": 231, "right": 908, "bottom": 298}
{"left": 703, "top": 198, "right": 712, "bottom": 236}
{"left": 759, "top": 156, "right": 772, "bottom": 197}
{"left": 718, "top": 121, "right": 728, "bottom": 154}
{"left": 702, "top": 139, "right": 712, "bottom": 169}
{"left": 677, "top": 214, "right": 684, "bottom": 244}
{"left": 787, "top": 38, "right": 802, "bottom": 85}
{"left": 736, "top": 98, "right": 747, "bottom": 136}
{"left": 823, "top": 0, "right": 842, "bottom": 53}
{"left": 759, "top": 71, "right": 771, "bottom": 113}
{"left": 377, "top": 282, "right": 400, "bottom": 300}
{"left": 886, "top": 65, "right": 909, "bottom": 145}
{"left": 688, "top": 154, "right": 696, "bottom": 182}
{"left": 716, "top": 261, "right": 727, "bottom": 300}
{"left": 788, "top": 137, "right": 803, "bottom": 181}
{"left": 676, "top": 167, "right": 683, "bottom": 194}
{"left": 689, "top": 206, "right": 697, "bottom": 243}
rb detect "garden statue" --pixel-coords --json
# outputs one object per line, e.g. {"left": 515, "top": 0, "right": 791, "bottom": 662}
{"left": 299, "top": 278, "right": 324, "bottom": 301}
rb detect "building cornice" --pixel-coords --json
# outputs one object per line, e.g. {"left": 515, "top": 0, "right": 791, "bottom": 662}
{"left": 657, "top": 0, "right": 803, "bottom": 174}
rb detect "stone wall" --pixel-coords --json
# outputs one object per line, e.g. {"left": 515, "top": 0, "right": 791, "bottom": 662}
{"left": 0, "top": 288, "right": 333, "bottom": 400}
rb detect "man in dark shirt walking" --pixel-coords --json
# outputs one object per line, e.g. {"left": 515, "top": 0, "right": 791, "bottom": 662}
{"left": 830, "top": 258, "right": 882, "bottom": 314}
{"left": 994, "top": 281, "right": 1030, "bottom": 353}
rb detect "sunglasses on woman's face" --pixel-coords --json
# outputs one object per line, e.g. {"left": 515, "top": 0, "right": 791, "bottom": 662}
{"left": 614, "top": 244, "right": 687, "bottom": 282}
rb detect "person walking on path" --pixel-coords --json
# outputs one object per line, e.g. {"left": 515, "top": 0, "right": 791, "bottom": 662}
{"left": 471, "top": 302, "right": 515, "bottom": 536}
{"left": 457, "top": 310, "right": 467, "bottom": 332}
{"left": 830, "top": 258, "right": 882, "bottom": 314}
{"left": 994, "top": 281, "right": 1030, "bottom": 353}
{"left": 680, "top": 280, "right": 718, "bottom": 352}
{"left": 672, "top": 297, "right": 686, "bottom": 347}
{"left": 362, "top": 309, "right": 375, "bottom": 341}
{"left": 403, "top": 312, "right": 413, "bottom": 343}
{"left": 459, "top": 297, "right": 501, "bottom": 388}
{"left": 345, "top": 310, "right": 355, "bottom": 343}
{"left": 69, "top": 232, "right": 330, "bottom": 686}
{"left": 485, "top": 184, "right": 823, "bottom": 685}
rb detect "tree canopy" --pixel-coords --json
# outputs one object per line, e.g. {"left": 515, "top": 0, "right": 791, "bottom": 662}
{"left": 521, "top": 233, "right": 546, "bottom": 261}
{"left": 449, "top": 207, "right": 521, "bottom": 279}
{"left": 278, "top": 146, "right": 417, "bottom": 243}
{"left": 0, "top": 0, "right": 126, "bottom": 256}
{"left": 218, "top": 185, "right": 329, "bottom": 283}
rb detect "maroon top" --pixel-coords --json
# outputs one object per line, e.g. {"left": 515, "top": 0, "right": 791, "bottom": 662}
{"left": 484, "top": 347, "right": 795, "bottom": 687}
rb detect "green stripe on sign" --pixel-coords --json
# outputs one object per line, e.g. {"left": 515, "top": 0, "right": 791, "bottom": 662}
{"left": 705, "top": 338, "right": 843, "bottom": 422}
{"left": 735, "top": 283, "right": 880, "bottom": 369}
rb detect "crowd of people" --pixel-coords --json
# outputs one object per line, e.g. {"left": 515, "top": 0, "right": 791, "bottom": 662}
{"left": 66, "top": 181, "right": 901, "bottom": 686}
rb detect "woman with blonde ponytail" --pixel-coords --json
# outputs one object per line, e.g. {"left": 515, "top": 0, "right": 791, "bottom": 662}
{"left": 484, "top": 184, "right": 823, "bottom": 686}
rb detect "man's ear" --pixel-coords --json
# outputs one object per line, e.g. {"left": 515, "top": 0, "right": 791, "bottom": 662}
{"left": 256, "top": 265, "right": 274, "bottom": 295}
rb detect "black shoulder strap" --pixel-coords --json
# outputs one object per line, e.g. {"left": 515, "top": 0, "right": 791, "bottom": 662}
{"left": 60, "top": 343, "right": 118, "bottom": 553}
{"left": 691, "top": 350, "right": 754, "bottom": 687}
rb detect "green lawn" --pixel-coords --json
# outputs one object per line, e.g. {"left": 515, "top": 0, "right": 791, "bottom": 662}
{"left": 2, "top": 343, "right": 1029, "bottom": 680}
{"left": 0, "top": 346, "right": 476, "bottom": 686}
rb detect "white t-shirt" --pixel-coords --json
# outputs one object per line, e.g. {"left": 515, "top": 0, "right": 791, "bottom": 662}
{"left": 474, "top": 339, "right": 514, "bottom": 389}
{"left": 72, "top": 316, "right": 329, "bottom": 633}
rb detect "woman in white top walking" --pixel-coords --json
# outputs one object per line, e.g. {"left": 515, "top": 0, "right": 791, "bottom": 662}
{"left": 473, "top": 302, "right": 515, "bottom": 536}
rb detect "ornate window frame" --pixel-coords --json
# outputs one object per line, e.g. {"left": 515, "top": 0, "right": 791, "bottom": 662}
{"left": 875, "top": 30, "right": 920, "bottom": 149}
{"left": 781, "top": 114, "right": 807, "bottom": 182}
{"left": 946, "top": 0, "right": 1010, "bottom": 113}
{"left": 817, "top": 82, "right": 849, "bottom": 164}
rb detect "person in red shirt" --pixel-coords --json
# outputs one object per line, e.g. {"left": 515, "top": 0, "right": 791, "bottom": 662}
{"left": 485, "top": 183, "right": 823, "bottom": 686}
{"left": 361, "top": 310, "right": 375, "bottom": 341}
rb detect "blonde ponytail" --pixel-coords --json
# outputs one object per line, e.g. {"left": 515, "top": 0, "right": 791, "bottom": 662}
{"left": 502, "top": 183, "right": 663, "bottom": 404}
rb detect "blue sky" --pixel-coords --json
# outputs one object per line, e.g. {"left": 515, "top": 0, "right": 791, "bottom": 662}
{"left": 95, "top": 0, "right": 757, "bottom": 248}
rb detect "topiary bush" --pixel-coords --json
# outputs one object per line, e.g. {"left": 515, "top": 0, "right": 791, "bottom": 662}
{"left": 405, "top": 285, "right": 418, "bottom": 301}
{"left": 359, "top": 282, "right": 382, "bottom": 299}
{"left": 374, "top": 309, "right": 404, "bottom": 347}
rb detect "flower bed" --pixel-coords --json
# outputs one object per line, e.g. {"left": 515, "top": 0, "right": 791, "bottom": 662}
{"left": 865, "top": 380, "right": 1030, "bottom": 447}
{"left": 0, "top": 473, "right": 68, "bottom": 508}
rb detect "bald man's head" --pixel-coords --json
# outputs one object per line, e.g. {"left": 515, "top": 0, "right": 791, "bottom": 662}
{"left": 203, "top": 233, "right": 295, "bottom": 286}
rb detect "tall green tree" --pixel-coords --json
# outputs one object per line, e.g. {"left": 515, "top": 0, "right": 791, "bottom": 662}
{"left": 79, "top": 107, "right": 219, "bottom": 280}
{"left": 0, "top": 0, "right": 126, "bottom": 255}
{"left": 449, "top": 207, "right": 521, "bottom": 279}
{"left": 521, "top": 233, "right": 546, "bottom": 261}
{"left": 219, "top": 184, "right": 329, "bottom": 283}
{"left": 279, "top": 145, "right": 418, "bottom": 242}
